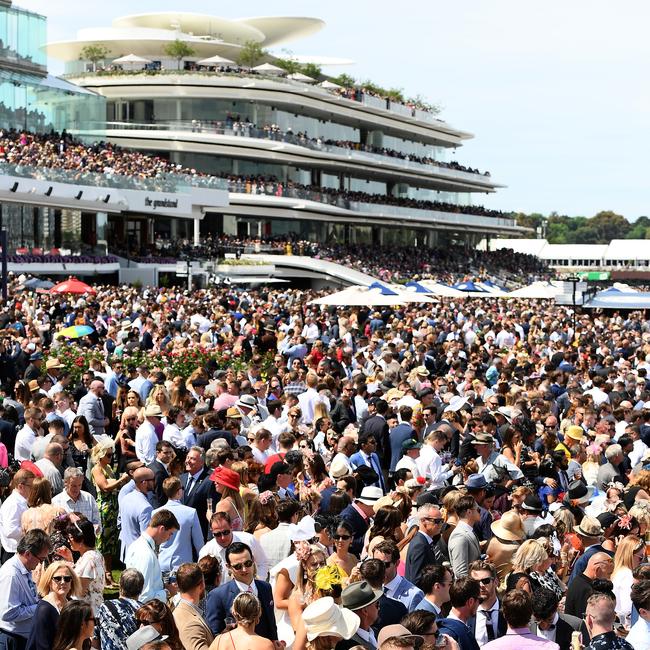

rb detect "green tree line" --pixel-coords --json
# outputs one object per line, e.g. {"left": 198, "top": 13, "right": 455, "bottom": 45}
{"left": 515, "top": 211, "right": 650, "bottom": 243}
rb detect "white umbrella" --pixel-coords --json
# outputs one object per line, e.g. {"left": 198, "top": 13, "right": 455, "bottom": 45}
{"left": 112, "top": 54, "right": 152, "bottom": 64}
{"left": 320, "top": 79, "right": 342, "bottom": 89}
{"left": 417, "top": 280, "right": 466, "bottom": 297}
{"left": 197, "top": 54, "right": 235, "bottom": 66}
{"left": 287, "top": 72, "right": 316, "bottom": 83}
{"left": 252, "top": 63, "right": 286, "bottom": 75}
{"left": 309, "top": 285, "right": 430, "bottom": 307}
{"left": 507, "top": 281, "right": 563, "bottom": 299}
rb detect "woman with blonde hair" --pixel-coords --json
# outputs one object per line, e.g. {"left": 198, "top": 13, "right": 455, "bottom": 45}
{"left": 511, "top": 539, "right": 549, "bottom": 575}
{"left": 209, "top": 593, "right": 274, "bottom": 650}
{"left": 611, "top": 535, "right": 645, "bottom": 627}
{"left": 91, "top": 440, "right": 130, "bottom": 587}
{"left": 287, "top": 544, "right": 327, "bottom": 630}
{"left": 146, "top": 385, "right": 171, "bottom": 417}
{"left": 25, "top": 561, "right": 82, "bottom": 650}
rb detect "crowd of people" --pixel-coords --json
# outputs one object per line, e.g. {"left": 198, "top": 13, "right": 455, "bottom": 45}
{"left": 0, "top": 279, "right": 649, "bottom": 650}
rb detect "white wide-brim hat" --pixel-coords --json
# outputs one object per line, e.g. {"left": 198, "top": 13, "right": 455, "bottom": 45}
{"left": 303, "top": 597, "right": 360, "bottom": 641}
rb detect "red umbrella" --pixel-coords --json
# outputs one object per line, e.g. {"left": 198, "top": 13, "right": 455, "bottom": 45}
{"left": 49, "top": 277, "right": 97, "bottom": 295}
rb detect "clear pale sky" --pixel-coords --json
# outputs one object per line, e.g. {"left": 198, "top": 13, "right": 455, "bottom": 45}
{"left": 19, "top": 0, "right": 650, "bottom": 219}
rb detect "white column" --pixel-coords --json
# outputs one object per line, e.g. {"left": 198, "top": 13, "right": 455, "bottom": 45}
{"left": 193, "top": 217, "right": 200, "bottom": 246}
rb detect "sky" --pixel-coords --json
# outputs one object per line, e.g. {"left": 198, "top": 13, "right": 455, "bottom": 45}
{"left": 19, "top": 0, "right": 650, "bottom": 219}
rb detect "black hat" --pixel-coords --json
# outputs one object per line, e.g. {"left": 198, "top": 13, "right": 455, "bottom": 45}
{"left": 521, "top": 494, "right": 543, "bottom": 512}
{"left": 563, "top": 480, "right": 594, "bottom": 505}
{"left": 354, "top": 464, "right": 379, "bottom": 487}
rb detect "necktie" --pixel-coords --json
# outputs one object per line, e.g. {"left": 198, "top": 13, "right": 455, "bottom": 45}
{"left": 186, "top": 476, "right": 195, "bottom": 496}
{"left": 481, "top": 610, "right": 496, "bottom": 641}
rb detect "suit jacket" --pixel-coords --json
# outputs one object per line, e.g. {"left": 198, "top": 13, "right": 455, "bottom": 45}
{"left": 77, "top": 392, "right": 106, "bottom": 436}
{"left": 173, "top": 599, "right": 214, "bottom": 650}
{"left": 361, "top": 414, "right": 390, "bottom": 467}
{"left": 339, "top": 503, "right": 370, "bottom": 557}
{"left": 330, "top": 399, "right": 356, "bottom": 434}
{"left": 414, "top": 597, "right": 442, "bottom": 615}
{"left": 153, "top": 500, "right": 204, "bottom": 572}
{"left": 389, "top": 422, "right": 416, "bottom": 472}
{"left": 388, "top": 576, "right": 424, "bottom": 612}
{"left": 448, "top": 523, "right": 481, "bottom": 578}
{"left": 373, "top": 594, "right": 407, "bottom": 634}
{"left": 438, "top": 617, "right": 481, "bottom": 650}
{"left": 119, "top": 489, "right": 153, "bottom": 560}
{"left": 181, "top": 467, "right": 217, "bottom": 541}
{"left": 349, "top": 450, "right": 385, "bottom": 492}
{"left": 405, "top": 531, "right": 437, "bottom": 584}
{"left": 529, "top": 613, "right": 581, "bottom": 650}
{"left": 205, "top": 579, "right": 277, "bottom": 640}
{"left": 148, "top": 459, "right": 169, "bottom": 509}
{"left": 259, "top": 522, "right": 292, "bottom": 572}
{"left": 467, "top": 604, "right": 507, "bottom": 643}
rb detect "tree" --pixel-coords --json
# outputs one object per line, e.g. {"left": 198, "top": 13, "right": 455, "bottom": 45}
{"left": 163, "top": 40, "right": 196, "bottom": 70}
{"left": 332, "top": 73, "right": 356, "bottom": 88}
{"left": 237, "top": 40, "right": 266, "bottom": 68}
{"left": 301, "top": 63, "right": 322, "bottom": 80}
{"left": 274, "top": 57, "right": 301, "bottom": 74}
{"left": 79, "top": 45, "right": 110, "bottom": 72}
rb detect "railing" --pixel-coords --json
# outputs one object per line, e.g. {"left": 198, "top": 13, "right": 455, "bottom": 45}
{"left": 0, "top": 160, "right": 227, "bottom": 192}
{"left": 226, "top": 180, "right": 517, "bottom": 228}
{"left": 67, "top": 69, "right": 448, "bottom": 127}
{"left": 103, "top": 120, "right": 490, "bottom": 182}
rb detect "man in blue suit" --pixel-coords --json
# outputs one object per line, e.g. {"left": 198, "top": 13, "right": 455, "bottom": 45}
{"left": 339, "top": 486, "right": 382, "bottom": 557}
{"left": 372, "top": 540, "right": 424, "bottom": 611}
{"left": 205, "top": 542, "right": 278, "bottom": 640}
{"left": 119, "top": 466, "right": 154, "bottom": 561}
{"left": 153, "top": 476, "right": 204, "bottom": 573}
{"left": 437, "top": 577, "right": 481, "bottom": 650}
{"left": 388, "top": 406, "right": 417, "bottom": 477}
{"left": 350, "top": 433, "right": 386, "bottom": 493}
{"left": 181, "top": 446, "right": 217, "bottom": 541}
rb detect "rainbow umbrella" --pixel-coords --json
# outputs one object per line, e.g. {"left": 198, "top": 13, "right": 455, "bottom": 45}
{"left": 59, "top": 325, "right": 95, "bottom": 338}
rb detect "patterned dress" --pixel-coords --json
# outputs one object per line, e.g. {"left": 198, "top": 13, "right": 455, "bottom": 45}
{"left": 93, "top": 465, "right": 119, "bottom": 558}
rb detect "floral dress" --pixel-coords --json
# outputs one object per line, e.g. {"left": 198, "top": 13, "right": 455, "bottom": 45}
{"left": 93, "top": 465, "right": 120, "bottom": 558}
{"left": 75, "top": 549, "right": 106, "bottom": 614}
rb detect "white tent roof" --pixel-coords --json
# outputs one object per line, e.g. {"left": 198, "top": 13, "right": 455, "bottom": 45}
{"left": 197, "top": 54, "right": 235, "bottom": 66}
{"left": 252, "top": 62, "right": 285, "bottom": 74}
{"left": 309, "top": 285, "right": 433, "bottom": 306}
{"left": 507, "top": 281, "right": 563, "bottom": 299}
{"left": 417, "top": 280, "right": 466, "bottom": 297}
{"left": 287, "top": 72, "right": 316, "bottom": 82}
{"left": 320, "top": 79, "right": 342, "bottom": 89}
{"left": 112, "top": 53, "right": 152, "bottom": 63}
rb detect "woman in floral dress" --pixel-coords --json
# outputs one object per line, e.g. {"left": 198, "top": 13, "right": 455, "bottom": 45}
{"left": 90, "top": 440, "right": 130, "bottom": 587}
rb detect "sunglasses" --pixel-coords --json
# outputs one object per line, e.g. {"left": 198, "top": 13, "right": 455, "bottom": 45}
{"left": 477, "top": 577, "right": 494, "bottom": 585}
{"left": 213, "top": 530, "right": 231, "bottom": 538}
{"left": 230, "top": 560, "right": 254, "bottom": 571}
{"left": 52, "top": 575, "right": 72, "bottom": 583}
{"left": 333, "top": 534, "right": 351, "bottom": 541}
{"left": 422, "top": 517, "right": 444, "bottom": 524}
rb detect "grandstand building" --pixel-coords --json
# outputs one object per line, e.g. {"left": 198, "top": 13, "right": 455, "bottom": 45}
{"left": 46, "top": 12, "right": 527, "bottom": 252}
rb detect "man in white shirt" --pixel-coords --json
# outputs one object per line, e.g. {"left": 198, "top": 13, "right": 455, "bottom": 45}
{"left": 0, "top": 468, "right": 34, "bottom": 557}
{"left": 14, "top": 407, "right": 43, "bottom": 461}
{"left": 262, "top": 401, "right": 288, "bottom": 449}
{"left": 297, "top": 372, "right": 328, "bottom": 425}
{"left": 35, "top": 442, "right": 64, "bottom": 495}
{"left": 301, "top": 317, "right": 319, "bottom": 345}
{"left": 417, "top": 429, "right": 459, "bottom": 487}
{"left": 52, "top": 467, "right": 102, "bottom": 532}
{"left": 395, "top": 439, "right": 423, "bottom": 479}
{"left": 198, "top": 511, "right": 269, "bottom": 583}
{"left": 125, "top": 509, "right": 179, "bottom": 603}
{"left": 250, "top": 428, "right": 273, "bottom": 465}
{"left": 136, "top": 404, "right": 163, "bottom": 464}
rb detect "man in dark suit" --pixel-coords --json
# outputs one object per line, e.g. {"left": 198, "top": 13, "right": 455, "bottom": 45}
{"left": 359, "top": 398, "right": 390, "bottom": 473}
{"left": 147, "top": 441, "right": 173, "bottom": 509}
{"left": 405, "top": 503, "right": 445, "bottom": 583}
{"left": 388, "top": 406, "right": 416, "bottom": 476}
{"left": 530, "top": 587, "right": 582, "bottom": 650}
{"left": 339, "top": 487, "right": 382, "bottom": 557}
{"left": 196, "top": 412, "right": 238, "bottom": 451}
{"left": 205, "top": 542, "right": 278, "bottom": 640}
{"left": 181, "top": 446, "right": 217, "bottom": 541}
{"left": 330, "top": 384, "right": 357, "bottom": 434}
{"left": 359, "top": 558, "right": 408, "bottom": 634}
{"left": 468, "top": 560, "right": 507, "bottom": 645}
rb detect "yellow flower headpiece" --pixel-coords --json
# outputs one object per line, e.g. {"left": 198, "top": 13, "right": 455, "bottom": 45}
{"left": 314, "top": 564, "right": 347, "bottom": 592}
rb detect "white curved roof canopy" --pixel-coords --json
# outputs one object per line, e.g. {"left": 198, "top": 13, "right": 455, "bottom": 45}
{"left": 236, "top": 16, "right": 325, "bottom": 46}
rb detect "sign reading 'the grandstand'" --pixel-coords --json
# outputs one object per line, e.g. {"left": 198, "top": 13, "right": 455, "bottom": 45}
{"left": 121, "top": 189, "right": 192, "bottom": 218}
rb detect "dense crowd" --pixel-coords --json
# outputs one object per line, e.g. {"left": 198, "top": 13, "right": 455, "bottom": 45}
{"left": 0, "top": 280, "right": 649, "bottom": 650}
{"left": 0, "top": 130, "right": 503, "bottom": 219}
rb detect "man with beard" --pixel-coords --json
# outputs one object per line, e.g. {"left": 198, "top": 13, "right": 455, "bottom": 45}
{"left": 173, "top": 562, "right": 214, "bottom": 650}
{"left": 468, "top": 560, "right": 506, "bottom": 646}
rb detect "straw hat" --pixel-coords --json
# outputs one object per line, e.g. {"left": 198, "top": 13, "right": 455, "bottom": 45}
{"left": 330, "top": 455, "right": 351, "bottom": 479}
{"left": 302, "top": 597, "right": 359, "bottom": 641}
{"left": 565, "top": 425, "right": 585, "bottom": 442}
{"left": 490, "top": 511, "right": 526, "bottom": 541}
{"left": 143, "top": 404, "right": 163, "bottom": 418}
{"left": 575, "top": 516, "right": 604, "bottom": 538}
{"left": 45, "top": 358, "right": 63, "bottom": 370}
